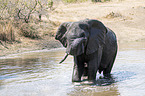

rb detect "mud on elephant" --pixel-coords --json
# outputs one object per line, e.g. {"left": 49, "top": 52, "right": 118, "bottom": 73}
{"left": 55, "top": 19, "right": 117, "bottom": 82}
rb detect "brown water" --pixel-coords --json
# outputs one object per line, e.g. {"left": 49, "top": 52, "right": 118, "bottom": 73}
{"left": 0, "top": 42, "right": 145, "bottom": 96}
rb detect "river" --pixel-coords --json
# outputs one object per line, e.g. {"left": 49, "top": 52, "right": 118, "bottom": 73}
{"left": 0, "top": 42, "right": 145, "bottom": 96}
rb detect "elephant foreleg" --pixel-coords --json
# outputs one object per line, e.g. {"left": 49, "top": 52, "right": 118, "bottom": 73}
{"left": 72, "top": 55, "right": 84, "bottom": 82}
{"left": 88, "top": 59, "right": 98, "bottom": 81}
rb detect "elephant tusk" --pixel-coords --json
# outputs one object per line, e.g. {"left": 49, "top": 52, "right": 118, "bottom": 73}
{"left": 59, "top": 53, "right": 69, "bottom": 64}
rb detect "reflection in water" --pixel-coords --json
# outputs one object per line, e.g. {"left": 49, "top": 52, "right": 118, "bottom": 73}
{"left": 0, "top": 42, "right": 145, "bottom": 96}
{"left": 68, "top": 71, "right": 136, "bottom": 96}
{"left": 68, "top": 84, "right": 120, "bottom": 96}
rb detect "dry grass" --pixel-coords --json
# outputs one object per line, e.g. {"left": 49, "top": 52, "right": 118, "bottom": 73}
{"left": 105, "top": 12, "right": 123, "bottom": 18}
{"left": 62, "top": 0, "right": 88, "bottom": 3}
{"left": 19, "top": 23, "right": 41, "bottom": 39}
{"left": 0, "top": 21, "right": 15, "bottom": 42}
{"left": 1, "top": 0, "right": 145, "bottom": 56}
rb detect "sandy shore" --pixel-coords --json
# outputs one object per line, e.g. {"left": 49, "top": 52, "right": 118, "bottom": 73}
{"left": 0, "top": 0, "right": 145, "bottom": 57}
{"left": 50, "top": 0, "right": 145, "bottom": 43}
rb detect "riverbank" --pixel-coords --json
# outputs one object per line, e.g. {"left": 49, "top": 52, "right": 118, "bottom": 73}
{"left": 0, "top": 0, "right": 145, "bottom": 57}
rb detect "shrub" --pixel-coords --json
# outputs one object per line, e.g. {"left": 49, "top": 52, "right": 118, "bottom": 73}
{"left": 0, "top": 21, "right": 15, "bottom": 42}
{"left": 92, "top": 0, "right": 111, "bottom": 2}
{"left": 102, "top": 0, "right": 111, "bottom": 2}
{"left": 0, "top": 0, "right": 54, "bottom": 23}
{"left": 105, "top": 12, "right": 123, "bottom": 18}
{"left": 19, "top": 23, "right": 40, "bottom": 39}
{"left": 62, "top": 0, "right": 88, "bottom": 3}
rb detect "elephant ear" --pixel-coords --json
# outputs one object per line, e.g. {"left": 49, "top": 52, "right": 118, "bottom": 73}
{"left": 86, "top": 19, "right": 107, "bottom": 55}
{"left": 55, "top": 22, "right": 70, "bottom": 47}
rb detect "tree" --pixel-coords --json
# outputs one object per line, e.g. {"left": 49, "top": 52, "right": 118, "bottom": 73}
{"left": 0, "top": 0, "right": 54, "bottom": 23}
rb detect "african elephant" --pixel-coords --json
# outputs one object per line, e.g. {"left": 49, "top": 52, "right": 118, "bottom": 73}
{"left": 55, "top": 19, "right": 117, "bottom": 82}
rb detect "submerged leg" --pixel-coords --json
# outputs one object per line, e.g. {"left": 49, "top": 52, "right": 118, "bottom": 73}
{"left": 87, "top": 52, "right": 99, "bottom": 82}
{"left": 72, "top": 55, "right": 85, "bottom": 82}
{"left": 103, "top": 53, "right": 117, "bottom": 76}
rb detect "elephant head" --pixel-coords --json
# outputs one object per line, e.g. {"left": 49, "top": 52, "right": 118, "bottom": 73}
{"left": 55, "top": 19, "right": 107, "bottom": 58}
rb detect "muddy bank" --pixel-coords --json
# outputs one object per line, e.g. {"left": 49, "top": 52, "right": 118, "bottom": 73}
{"left": 0, "top": 37, "right": 61, "bottom": 57}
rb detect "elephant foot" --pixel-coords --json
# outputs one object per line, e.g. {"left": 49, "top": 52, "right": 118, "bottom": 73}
{"left": 72, "top": 78, "right": 82, "bottom": 82}
{"left": 72, "top": 80, "right": 82, "bottom": 82}
{"left": 83, "top": 69, "right": 88, "bottom": 76}
{"left": 86, "top": 80, "right": 96, "bottom": 85}
{"left": 103, "top": 73, "right": 112, "bottom": 79}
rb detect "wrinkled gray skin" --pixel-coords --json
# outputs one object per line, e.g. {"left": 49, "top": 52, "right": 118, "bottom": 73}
{"left": 55, "top": 19, "right": 117, "bottom": 82}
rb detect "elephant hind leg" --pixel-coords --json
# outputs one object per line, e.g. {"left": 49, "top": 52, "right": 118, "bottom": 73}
{"left": 103, "top": 54, "right": 117, "bottom": 75}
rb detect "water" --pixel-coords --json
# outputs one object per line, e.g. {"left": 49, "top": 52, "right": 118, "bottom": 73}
{"left": 0, "top": 42, "right": 145, "bottom": 96}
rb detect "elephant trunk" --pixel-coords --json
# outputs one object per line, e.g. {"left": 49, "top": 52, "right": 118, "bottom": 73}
{"left": 66, "top": 38, "right": 87, "bottom": 56}
{"left": 59, "top": 53, "right": 69, "bottom": 64}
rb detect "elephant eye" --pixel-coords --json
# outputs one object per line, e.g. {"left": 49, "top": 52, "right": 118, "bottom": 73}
{"left": 85, "top": 26, "right": 89, "bottom": 30}
{"left": 80, "top": 33, "right": 85, "bottom": 37}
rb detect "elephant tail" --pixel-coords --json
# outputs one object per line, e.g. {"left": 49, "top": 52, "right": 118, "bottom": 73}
{"left": 59, "top": 53, "right": 69, "bottom": 64}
